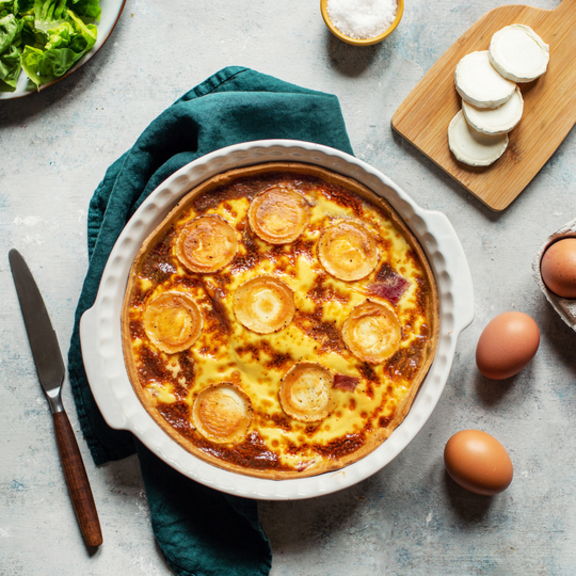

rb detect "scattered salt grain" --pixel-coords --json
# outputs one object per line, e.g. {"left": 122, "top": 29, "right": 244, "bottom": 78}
{"left": 327, "top": 0, "right": 398, "bottom": 40}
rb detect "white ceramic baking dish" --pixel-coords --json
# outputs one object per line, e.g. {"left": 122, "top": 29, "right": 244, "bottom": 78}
{"left": 80, "top": 140, "right": 474, "bottom": 500}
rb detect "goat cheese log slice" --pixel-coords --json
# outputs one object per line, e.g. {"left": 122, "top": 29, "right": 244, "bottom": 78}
{"left": 279, "top": 363, "right": 334, "bottom": 422}
{"left": 318, "top": 221, "right": 379, "bottom": 281}
{"left": 489, "top": 24, "right": 549, "bottom": 83}
{"left": 175, "top": 215, "right": 238, "bottom": 273}
{"left": 192, "top": 383, "right": 253, "bottom": 444}
{"left": 342, "top": 300, "right": 401, "bottom": 363}
{"left": 462, "top": 86, "right": 524, "bottom": 136}
{"left": 455, "top": 51, "right": 516, "bottom": 109}
{"left": 143, "top": 291, "right": 203, "bottom": 354}
{"left": 448, "top": 110, "right": 509, "bottom": 167}
{"left": 233, "top": 275, "right": 295, "bottom": 334}
{"left": 249, "top": 187, "right": 310, "bottom": 244}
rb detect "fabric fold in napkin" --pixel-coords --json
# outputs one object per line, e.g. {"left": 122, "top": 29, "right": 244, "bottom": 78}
{"left": 67, "top": 65, "right": 353, "bottom": 575}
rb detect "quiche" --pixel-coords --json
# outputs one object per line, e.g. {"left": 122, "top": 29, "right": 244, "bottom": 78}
{"left": 122, "top": 162, "right": 438, "bottom": 479}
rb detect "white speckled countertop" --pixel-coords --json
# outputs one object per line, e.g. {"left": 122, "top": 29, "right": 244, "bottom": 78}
{"left": 2, "top": 0, "right": 576, "bottom": 574}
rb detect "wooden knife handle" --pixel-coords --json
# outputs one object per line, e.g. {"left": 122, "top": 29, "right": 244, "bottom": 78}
{"left": 53, "top": 411, "right": 103, "bottom": 547}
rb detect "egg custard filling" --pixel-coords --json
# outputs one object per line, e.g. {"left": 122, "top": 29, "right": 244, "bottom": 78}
{"left": 122, "top": 162, "right": 438, "bottom": 479}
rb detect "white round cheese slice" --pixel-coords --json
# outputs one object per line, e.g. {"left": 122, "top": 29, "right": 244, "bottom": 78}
{"left": 279, "top": 363, "right": 334, "bottom": 423}
{"left": 455, "top": 50, "right": 516, "bottom": 109}
{"left": 462, "top": 86, "right": 524, "bottom": 135}
{"left": 448, "top": 110, "right": 509, "bottom": 167}
{"left": 317, "top": 221, "right": 379, "bottom": 281}
{"left": 489, "top": 24, "right": 549, "bottom": 83}
{"left": 341, "top": 300, "right": 401, "bottom": 363}
{"left": 192, "top": 383, "right": 253, "bottom": 444}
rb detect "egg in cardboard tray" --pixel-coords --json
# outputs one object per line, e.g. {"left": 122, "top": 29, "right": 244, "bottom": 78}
{"left": 533, "top": 217, "right": 576, "bottom": 332}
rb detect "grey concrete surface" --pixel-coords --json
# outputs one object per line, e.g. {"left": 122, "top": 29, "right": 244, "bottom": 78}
{"left": 1, "top": 0, "right": 575, "bottom": 574}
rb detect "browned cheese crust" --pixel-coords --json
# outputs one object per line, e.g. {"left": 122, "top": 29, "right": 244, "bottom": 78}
{"left": 122, "top": 163, "right": 439, "bottom": 479}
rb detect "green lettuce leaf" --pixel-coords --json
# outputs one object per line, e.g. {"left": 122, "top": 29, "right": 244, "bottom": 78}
{"left": 33, "top": 0, "right": 67, "bottom": 25}
{"left": 15, "top": 0, "right": 34, "bottom": 15}
{"left": 19, "top": 13, "right": 41, "bottom": 46}
{"left": 0, "top": 1, "right": 16, "bottom": 18}
{"left": 67, "top": 0, "right": 100, "bottom": 20}
{"left": 0, "top": 12, "right": 21, "bottom": 53}
{"left": 20, "top": 9, "right": 96, "bottom": 87}
{"left": 0, "top": 42, "right": 21, "bottom": 86}
{"left": 65, "top": 9, "right": 97, "bottom": 48}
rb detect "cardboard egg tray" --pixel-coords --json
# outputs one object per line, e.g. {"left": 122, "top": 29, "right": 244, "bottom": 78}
{"left": 532, "top": 217, "right": 576, "bottom": 331}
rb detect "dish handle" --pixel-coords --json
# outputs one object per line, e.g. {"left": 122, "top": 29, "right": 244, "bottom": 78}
{"left": 419, "top": 209, "right": 475, "bottom": 335}
{"left": 80, "top": 305, "right": 128, "bottom": 430}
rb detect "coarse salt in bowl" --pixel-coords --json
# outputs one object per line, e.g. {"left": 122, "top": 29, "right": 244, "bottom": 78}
{"left": 321, "top": 0, "right": 404, "bottom": 46}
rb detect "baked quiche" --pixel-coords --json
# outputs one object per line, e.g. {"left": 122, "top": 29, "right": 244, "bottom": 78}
{"left": 122, "top": 162, "right": 438, "bottom": 479}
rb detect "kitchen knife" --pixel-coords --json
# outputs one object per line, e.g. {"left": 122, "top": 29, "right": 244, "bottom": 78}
{"left": 9, "top": 249, "right": 103, "bottom": 548}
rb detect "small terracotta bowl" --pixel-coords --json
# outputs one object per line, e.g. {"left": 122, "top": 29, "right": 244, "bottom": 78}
{"left": 320, "top": 0, "right": 404, "bottom": 46}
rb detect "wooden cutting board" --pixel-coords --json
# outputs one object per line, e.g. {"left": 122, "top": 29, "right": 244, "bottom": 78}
{"left": 391, "top": 0, "right": 576, "bottom": 211}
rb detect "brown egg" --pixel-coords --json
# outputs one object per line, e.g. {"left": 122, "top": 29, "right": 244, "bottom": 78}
{"left": 476, "top": 311, "right": 540, "bottom": 380}
{"left": 444, "top": 430, "right": 513, "bottom": 495}
{"left": 541, "top": 238, "right": 576, "bottom": 299}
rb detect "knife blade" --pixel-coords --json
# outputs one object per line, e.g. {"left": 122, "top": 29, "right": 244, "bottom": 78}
{"left": 9, "top": 249, "right": 103, "bottom": 548}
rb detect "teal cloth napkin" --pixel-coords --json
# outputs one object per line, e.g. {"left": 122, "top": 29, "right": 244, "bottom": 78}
{"left": 67, "top": 65, "right": 353, "bottom": 575}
